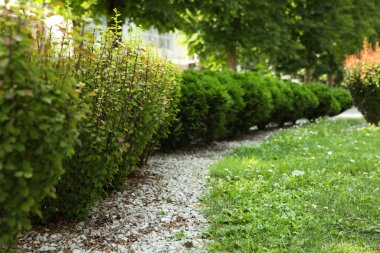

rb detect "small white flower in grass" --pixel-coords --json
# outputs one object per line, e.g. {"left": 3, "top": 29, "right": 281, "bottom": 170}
{"left": 268, "top": 169, "right": 273, "bottom": 173}
{"left": 327, "top": 151, "right": 333, "bottom": 155}
{"left": 349, "top": 160, "right": 355, "bottom": 163}
{"left": 311, "top": 156, "right": 315, "bottom": 160}
{"left": 292, "top": 170, "right": 305, "bottom": 176}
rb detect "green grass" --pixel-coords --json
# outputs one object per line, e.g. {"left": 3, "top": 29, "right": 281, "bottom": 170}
{"left": 203, "top": 119, "right": 380, "bottom": 252}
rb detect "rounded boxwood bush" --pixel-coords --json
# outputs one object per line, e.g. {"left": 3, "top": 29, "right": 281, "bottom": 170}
{"left": 262, "top": 77, "right": 294, "bottom": 127}
{"left": 305, "top": 83, "right": 340, "bottom": 119}
{"left": 290, "top": 83, "right": 319, "bottom": 122}
{"left": 0, "top": 7, "right": 80, "bottom": 246}
{"left": 162, "top": 69, "right": 231, "bottom": 148}
{"left": 330, "top": 88, "right": 353, "bottom": 112}
{"left": 328, "top": 96, "right": 342, "bottom": 116}
{"left": 213, "top": 70, "right": 245, "bottom": 138}
{"left": 235, "top": 72, "right": 273, "bottom": 131}
{"left": 202, "top": 71, "right": 232, "bottom": 142}
{"left": 161, "top": 69, "right": 209, "bottom": 148}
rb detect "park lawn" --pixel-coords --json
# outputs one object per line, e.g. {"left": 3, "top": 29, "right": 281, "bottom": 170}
{"left": 203, "top": 119, "right": 380, "bottom": 252}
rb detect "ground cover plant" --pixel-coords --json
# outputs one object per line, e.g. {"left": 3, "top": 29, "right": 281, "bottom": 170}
{"left": 203, "top": 119, "right": 380, "bottom": 252}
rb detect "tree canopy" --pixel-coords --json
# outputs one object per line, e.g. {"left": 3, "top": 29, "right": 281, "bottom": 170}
{"left": 48, "top": 0, "right": 380, "bottom": 83}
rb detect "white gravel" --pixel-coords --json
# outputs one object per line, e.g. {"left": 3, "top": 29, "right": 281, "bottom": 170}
{"left": 17, "top": 130, "right": 276, "bottom": 253}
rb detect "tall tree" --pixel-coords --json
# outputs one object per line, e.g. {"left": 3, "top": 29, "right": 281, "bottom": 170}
{"left": 184, "top": 0, "right": 294, "bottom": 70}
{"left": 276, "top": 0, "right": 380, "bottom": 84}
{"left": 52, "top": 0, "right": 195, "bottom": 32}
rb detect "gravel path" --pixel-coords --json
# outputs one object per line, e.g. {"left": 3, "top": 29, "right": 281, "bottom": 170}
{"left": 333, "top": 107, "right": 363, "bottom": 119}
{"left": 18, "top": 130, "right": 276, "bottom": 253}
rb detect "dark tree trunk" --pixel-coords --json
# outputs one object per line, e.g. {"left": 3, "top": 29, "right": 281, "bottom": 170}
{"left": 305, "top": 67, "right": 312, "bottom": 83}
{"left": 227, "top": 51, "right": 237, "bottom": 71}
{"left": 327, "top": 73, "right": 334, "bottom": 87}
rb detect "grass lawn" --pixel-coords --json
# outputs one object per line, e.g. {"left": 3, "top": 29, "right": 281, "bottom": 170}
{"left": 203, "top": 119, "right": 380, "bottom": 252}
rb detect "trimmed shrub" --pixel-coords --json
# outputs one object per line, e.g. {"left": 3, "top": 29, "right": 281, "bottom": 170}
{"left": 262, "top": 78, "right": 294, "bottom": 127}
{"left": 289, "top": 83, "right": 319, "bottom": 122}
{"left": 212, "top": 70, "right": 245, "bottom": 138}
{"left": 235, "top": 72, "right": 273, "bottom": 131}
{"left": 0, "top": 7, "right": 80, "bottom": 246}
{"left": 344, "top": 42, "right": 380, "bottom": 125}
{"left": 330, "top": 88, "right": 353, "bottom": 112}
{"left": 328, "top": 96, "right": 342, "bottom": 116}
{"left": 161, "top": 70, "right": 345, "bottom": 148}
{"left": 40, "top": 21, "right": 181, "bottom": 219}
{"left": 162, "top": 69, "right": 231, "bottom": 148}
{"left": 305, "top": 83, "right": 340, "bottom": 119}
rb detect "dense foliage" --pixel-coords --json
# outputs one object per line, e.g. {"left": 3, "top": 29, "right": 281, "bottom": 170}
{"left": 54, "top": 0, "right": 380, "bottom": 80}
{"left": 162, "top": 70, "right": 351, "bottom": 148}
{"left": 0, "top": 3, "right": 180, "bottom": 247}
{"left": 344, "top": 42, "right": 380, "bottom": 125}
{"left": 40, "top": 21, "right": 181, "bottom": 220}
{"left": 305, "top": 83, "right": 341, "bottom": 119}
{"left": 0, "top": 7, "right": 81, "bottom": 248}
{"left": 204, "top": 119, "right": 380, "bottom": 252}
{"left": 330, "top": 88, "right": 353, "bottom": 112}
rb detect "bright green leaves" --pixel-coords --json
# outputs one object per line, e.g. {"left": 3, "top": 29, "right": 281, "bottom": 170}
{"left": 204, "top": 119, "right": 380, "bottom": 252}
{"left": 40, "top": 14, "right": 181, "bottom": 220}
{"left": 0, "top": 4, "right": 81, "bottom": 247}
{"left": 204, "top": 120, "right": 380, "bottom": 252}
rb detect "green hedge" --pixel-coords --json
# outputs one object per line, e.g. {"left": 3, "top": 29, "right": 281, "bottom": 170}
{"left": 330, "top": 88, "right": 353, "bottom": 112}
{"left": 0, "top": 8, "right": 81, "bottom": 247}
{"left": 0, "top": 4, "right": 180, "bottom": 245}
{"left": 40, "top": 23, "right": 181, "bottom": 220}
{"left": 162, "top": 70, "right": 350, "bottom": 148}
{"left": 235, "top": 72, "right": 273, "bottom": 131}
{"left": 161, "top": 70, "right": 231, "bottom": 148}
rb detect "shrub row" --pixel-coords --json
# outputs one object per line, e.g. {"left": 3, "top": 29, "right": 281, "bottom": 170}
{"left": 40, "top": 25, "right": 180, "bottom": 221}
{"left": 0, "top": 5, "right": 180, "bottom": 247}
{"left": 162, "top": 70, "right": 352, "bottom": 148}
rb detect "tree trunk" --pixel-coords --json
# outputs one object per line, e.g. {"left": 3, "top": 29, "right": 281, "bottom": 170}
{"left": 269, "top": 56, "right": 277, "bottom": 73}
{"left": 304, "top": 67, "right": 312, "bottom": 83}
{"left": 327, "top": 73, "right": 334, "bottom": 87}
{"left": 227, "top": 51, "right": 237, "bottom": 71}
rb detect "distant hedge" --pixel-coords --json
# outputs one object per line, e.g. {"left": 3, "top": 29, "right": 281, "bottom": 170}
{"left": 162, "top": 70, "right": 352, "bottom": 148}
